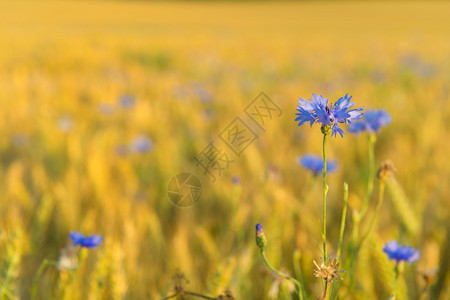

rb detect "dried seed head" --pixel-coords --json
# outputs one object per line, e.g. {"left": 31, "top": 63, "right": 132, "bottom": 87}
{"left": 57, "top": 244, "right": 79, "bottom": 271}
{"left": 377, "top": 160, "right": 396, "bottom": 181}
{"left": 313, "top": 258, "right": 344, "bottom": 282}
{"left": 422, "top": 268, "right": 439, "bottom": 284}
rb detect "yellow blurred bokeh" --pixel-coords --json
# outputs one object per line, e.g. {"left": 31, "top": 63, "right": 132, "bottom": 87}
{"left": 0, "top": 1, "right": 449, "bottom": 299}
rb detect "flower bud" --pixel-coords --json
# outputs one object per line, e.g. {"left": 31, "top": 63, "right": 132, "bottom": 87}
{"left": 255, "top": 223, "right": 267, "bottom": 249}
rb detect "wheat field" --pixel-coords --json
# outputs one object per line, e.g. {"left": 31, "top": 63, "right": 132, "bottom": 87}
{"left": 0, "top": 1, "right": 449, "bottom": 299}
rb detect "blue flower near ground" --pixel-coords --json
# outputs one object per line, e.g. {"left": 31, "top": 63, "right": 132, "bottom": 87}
{"left": 295, "top": 93, "right": 363, "bottom": 137}
{"left": 348, "top": 109, "right": 391, "bottom": 134}
{"left": 297, "top": 154, "right": 337, "bottom": 176}
{"left": 70, "top": 232, "right": 103, "bottom": 248}
{"left": 118, "top": 95, "right": 135, "bottom": 109}
{"left": 383, "top": 240, "right": 419, "bottom": 264}
{"left": 131, "top": 135, "right": 154, "bottom": 154}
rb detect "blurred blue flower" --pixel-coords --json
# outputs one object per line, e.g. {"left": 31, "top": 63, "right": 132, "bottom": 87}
{"left": 131, "top": 135, "right": 154, "bottom": 154}
{"left": 232, "top": 176, "right": 240, "bottom": 185}
{"left": 118, "top": 95, "right": 135, "bottom": 109}
{"left": 192, "top": 83, "right": 213, "bottom": 103}
{"left": 295, "top": 93, "right": 363, "bottom": 137}
{"left": 348, "top": 109, "right": 391, "bottom": 134}
{"left": 383, "top": 240, "right": 419, "bottom": 264}
{"left": 196, "top": 88, "right": 213, "bottom": 103}
{"left": 400, "top": 54, "right": 436, "bottom": 79}
{"left": 298, "top": 154, "right": 337, "bottom": 176}
{"left": 70, "top": 232, "right": 103, "bottom": 249}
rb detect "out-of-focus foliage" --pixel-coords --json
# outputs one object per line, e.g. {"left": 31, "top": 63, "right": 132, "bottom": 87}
{"left": 0, "top": 1, "right": 449, "bottom": 299}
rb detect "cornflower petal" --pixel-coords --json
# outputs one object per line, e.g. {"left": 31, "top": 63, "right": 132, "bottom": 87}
{"left": 69, "top": 231, "right": 103, "bottom": 249}
{"left": 349, "top": 109, "right": 391, "bottom": 134}
{"left": 295, "top": 93, "right": 363, "bottom": 137}
{"left": 298, "top": 154, "right": 337, "bottom": 176}
{"left": 383, "top": 240, "right": 420, "bottom": 264}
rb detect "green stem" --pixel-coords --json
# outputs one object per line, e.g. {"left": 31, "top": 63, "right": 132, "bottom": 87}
{"left": 343, "top": 180, "right": 386, "bottom": 300}
{"left": 260, "top": 249, "right": 302, "bottom": 299}
{"left": 184, "top": 291, "right": 217, "bottom": 299}
{"left": 337, "top": 183, "right": 348, "bottom": 261}
{"left": 331, "top": 183, "right": 347, "bottom": 300}
{"left": 391, "top": 263, "right": 400, "bottom": 299}
{"left": 322, "top": 133, "right": 328, "bottom": 264}
{"left": 343, "top": 133, "right": 377, "bottom": 298}
{"left": 322, "top": 279, "right": 332, "bottom": 300}
{"left": 31, "top": 259, "right": 50, "bottom": 300}
{"left": 293, "top": 251, "right": 306, "bottom": 300}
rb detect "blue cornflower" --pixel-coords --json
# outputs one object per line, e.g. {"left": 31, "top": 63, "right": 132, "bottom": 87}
{"left": 348, "top": 109, "right": 391, "bottom": 134}
{"left": 297, "top": 154, "right": 337, "bottom": 176}
{"left": 383, "top": 240, "right": 420, "bottom": 264}
{"left": 69, "top": 232, "right": 103, "bottom": 249}
{"left": 118, "top": 95, "right": 135, "bottom": 109}
{"left": 131, "top": 135, "right": 154, "bottom": 154}
{"left": 295, "top": 93, "right": 363, "bottom": 137}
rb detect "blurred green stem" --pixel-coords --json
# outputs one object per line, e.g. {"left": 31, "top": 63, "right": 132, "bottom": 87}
{"left": 293, "top": 251, "right": 307, "bottom": 300}
{"left": 349, "top": 133, "right": 376, "bottom": 249}
{"left": 359, "top": 180, "right": 385, "bottom": 246}
{"left": 329, "top": 183, "right": 348, "bottom": 300}
{"left": 337, "top": 183, "right": 349, "bottom": 261}
{"left": 31, "top": 259, "right": 50, "bottom": 300}
{"left": 359, "top": 133, "right": 376, "bottom": 219}
{"left": 344, "top": 179, "right": 386, "bottom": 299}
{"left": 343, "top": 134, "right": 377, "bottom": 298}
{"left": 260, "top": 249, "right": 303, "bottom": 300}
{"left": 322, "top": 133, "right": 329, "bottom": 264}
{"left": 390, "top": 263, "right": 400, "bottom": 299}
